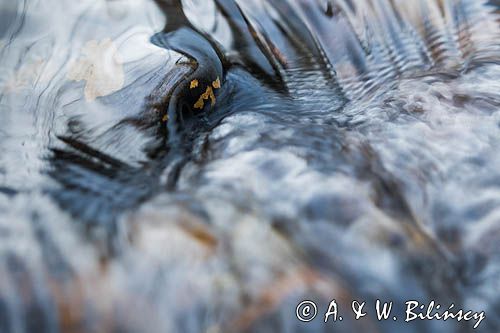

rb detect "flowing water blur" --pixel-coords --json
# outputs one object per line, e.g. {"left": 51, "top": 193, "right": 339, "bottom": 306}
{"left": 1, "top": 0, "right": 500, "bottom": 332}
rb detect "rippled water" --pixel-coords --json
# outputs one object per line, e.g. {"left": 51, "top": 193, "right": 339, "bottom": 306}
{"left": 1, "top": 0, "right": 500, "bottom": 332}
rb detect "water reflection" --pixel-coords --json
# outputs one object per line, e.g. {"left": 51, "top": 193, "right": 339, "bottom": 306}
{"left": 1, "top": 0, "right": 500, "bottom": 332}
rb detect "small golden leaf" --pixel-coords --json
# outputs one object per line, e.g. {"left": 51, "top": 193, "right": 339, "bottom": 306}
{"left": 212, "top": 77, "right": 221, "bottom": 89}
{"left": 193, "top": 86, "right": 216, "bottom": 109}
{"left": 194, "top": 96, "right": 205, "bottom": 109}
{"left": 194, "top": 98, "right": 204, "bottom": 109}
{"left": 209, "top": 87, "right": 216, "bottom": 106}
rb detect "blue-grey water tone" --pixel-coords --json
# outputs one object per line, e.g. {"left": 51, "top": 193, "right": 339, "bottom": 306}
{"left": 1, "top": 0, "right": 500, "bottom": 332}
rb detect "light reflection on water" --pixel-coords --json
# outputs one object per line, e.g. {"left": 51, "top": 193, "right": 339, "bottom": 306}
{"left": 1, "top": 0, "right": 500, "bottom": 332}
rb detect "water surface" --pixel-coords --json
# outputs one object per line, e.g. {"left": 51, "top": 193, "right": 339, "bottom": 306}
{"left": 1, "top": 0, "right": 500, "bottom": 332}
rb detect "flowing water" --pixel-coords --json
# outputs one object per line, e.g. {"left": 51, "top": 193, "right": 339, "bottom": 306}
{"left": 1, "top": 0, "right": 500, "bottom": 332}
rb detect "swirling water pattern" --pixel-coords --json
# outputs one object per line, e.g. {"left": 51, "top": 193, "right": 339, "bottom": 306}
{"left": 1, "top": 0, "right": 500, "bottom": 332}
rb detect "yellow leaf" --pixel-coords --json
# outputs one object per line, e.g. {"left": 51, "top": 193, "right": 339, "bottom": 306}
{"left": 212, "top": 77, "right": 221, "bottom": 89}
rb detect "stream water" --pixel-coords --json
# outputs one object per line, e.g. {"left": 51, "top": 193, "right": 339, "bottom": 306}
{"left": 1, "top": 0, "right": 500, "bottom": 332}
